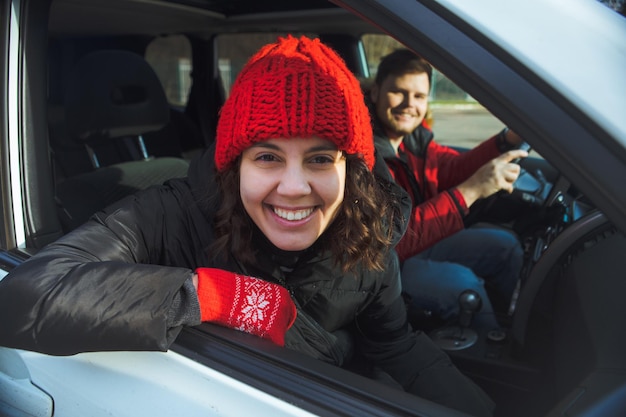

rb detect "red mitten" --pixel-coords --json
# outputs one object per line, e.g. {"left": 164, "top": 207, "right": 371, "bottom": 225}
{"left": 195, "top": 268, "right": 297, "bottom": 346}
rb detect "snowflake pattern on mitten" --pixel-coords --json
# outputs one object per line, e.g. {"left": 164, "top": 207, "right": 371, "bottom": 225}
{"left": 196, "top": 268, "right": 297, "bottom": 346}
{"left": 230, "top": 276, "right": 282, "bottom": 338}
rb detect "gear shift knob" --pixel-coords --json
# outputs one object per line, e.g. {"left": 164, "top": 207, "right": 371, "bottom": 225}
{"left": 458, "top": 289, "right": 482, "bottom": 328}
{"left": 430, "top": 289, "right": 482, "bottom": 351}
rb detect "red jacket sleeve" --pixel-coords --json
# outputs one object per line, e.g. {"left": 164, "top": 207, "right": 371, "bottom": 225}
{"left": 395, "top": 135, "right": 502, "bottom": 261}
{"left": 395, "top": 189, "right": 467, "bottom": 261}
{"left": 429, "top": 136, "right": 501, "bottom": 193}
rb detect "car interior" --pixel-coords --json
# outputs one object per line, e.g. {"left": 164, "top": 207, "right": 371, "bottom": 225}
{"left": 10, "top": 0, "right": 625, "bottom": 415}
{"left": 52, "top": 49, "right": 195, "bottom": 231}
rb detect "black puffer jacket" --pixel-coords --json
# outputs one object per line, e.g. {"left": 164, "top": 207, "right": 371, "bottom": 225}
{"left": 0, "top": 147, "right": 408, "bottom": 356}
{"left": 0, "top": 148, "right": 493, "bottom": 414}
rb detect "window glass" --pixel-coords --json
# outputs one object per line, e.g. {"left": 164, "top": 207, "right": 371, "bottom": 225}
{"left": 361, "top": 34, "right": 506, "bottom": 150}
{"left": 145, "top": 35, "right": 192, "bottom": 107}
{"left": 597, "top": 0, "right": 625, "bottom": 14}
{"left": 217, "top": 33, "right": 315, "bottom": 96}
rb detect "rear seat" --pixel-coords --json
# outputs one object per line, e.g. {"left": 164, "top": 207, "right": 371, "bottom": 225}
{"left": 52, "top": 49, "right": 193, "bottom": 232}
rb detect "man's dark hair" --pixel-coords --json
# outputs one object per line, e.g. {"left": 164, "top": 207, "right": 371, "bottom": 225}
{"left": 375, "top": 49, "right": 433, "bottom": 88}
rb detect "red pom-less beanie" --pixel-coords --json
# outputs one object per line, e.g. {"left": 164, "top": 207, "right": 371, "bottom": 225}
{"left": 215, "top": 35, "right": 374, "bottom": 172}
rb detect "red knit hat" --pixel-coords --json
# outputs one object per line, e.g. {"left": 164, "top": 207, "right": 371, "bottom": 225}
{"left": 215, "top": 35, "right": 374, "bottom": 172}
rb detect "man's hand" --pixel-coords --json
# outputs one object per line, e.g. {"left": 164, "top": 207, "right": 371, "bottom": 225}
{"left": 456, "top": 149, "right": 528, "bottom": 207}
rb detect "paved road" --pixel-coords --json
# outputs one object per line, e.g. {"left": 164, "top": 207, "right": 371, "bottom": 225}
{"left": 429, "top": 104, "right": 505, "bottom": 149}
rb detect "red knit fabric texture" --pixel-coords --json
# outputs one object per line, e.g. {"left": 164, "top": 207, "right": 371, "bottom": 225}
{"left": 196, "top": 268, "right": 297, "bottom": 346}
{"left": 215, "top": 35, "right": 374, "bottom": 171}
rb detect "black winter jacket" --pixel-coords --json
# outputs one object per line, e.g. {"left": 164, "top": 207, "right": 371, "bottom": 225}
{"left": 0, "top": 148, "right": 493, "bottom": 414}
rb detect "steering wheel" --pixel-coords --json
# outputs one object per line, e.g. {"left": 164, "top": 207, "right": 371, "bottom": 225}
{"left": 464, "top": 164, "right": 551, "bottom": 226}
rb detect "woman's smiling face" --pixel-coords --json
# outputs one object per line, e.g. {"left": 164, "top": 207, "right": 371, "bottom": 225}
{"left": 239, "top": 137, "right": 346, "bottom": 252}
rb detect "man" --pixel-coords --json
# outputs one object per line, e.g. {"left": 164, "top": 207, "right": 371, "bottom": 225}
{"left": 370, "top": 49, "right": 527, "bottom": 331}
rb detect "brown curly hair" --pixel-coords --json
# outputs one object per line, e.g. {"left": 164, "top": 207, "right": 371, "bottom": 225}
{"left": 210, "top": 154, "right": 399, "bottom": 272}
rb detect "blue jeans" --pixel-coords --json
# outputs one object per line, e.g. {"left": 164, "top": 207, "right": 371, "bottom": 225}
{"left": 401, "top": 225, "right": 523, "bottom": 330}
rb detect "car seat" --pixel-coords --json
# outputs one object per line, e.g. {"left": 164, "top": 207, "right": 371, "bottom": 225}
{"left": 54, "top": 49, "right": 191, "bottom": 232}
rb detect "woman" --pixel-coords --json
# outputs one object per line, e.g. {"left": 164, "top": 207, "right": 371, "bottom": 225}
{"left": 0, "top": 36, "right": 493, "bottom": 416}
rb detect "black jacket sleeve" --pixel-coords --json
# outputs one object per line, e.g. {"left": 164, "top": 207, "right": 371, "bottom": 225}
{"left": 0, "top": 185, "right": 202, "bottom": 355}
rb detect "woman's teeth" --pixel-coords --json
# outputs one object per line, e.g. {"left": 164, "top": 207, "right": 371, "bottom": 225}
{"left": 274, "top": 207, "right": 314, "bottom": 221}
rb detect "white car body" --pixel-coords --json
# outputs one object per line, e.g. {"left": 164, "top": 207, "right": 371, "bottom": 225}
{"left": 1, "top": 347, "right": 315, "bottom": 417}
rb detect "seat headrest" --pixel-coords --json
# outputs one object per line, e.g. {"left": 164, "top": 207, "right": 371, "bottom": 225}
{"left": 64, "top": 50, "right": 170, "bottom": 141}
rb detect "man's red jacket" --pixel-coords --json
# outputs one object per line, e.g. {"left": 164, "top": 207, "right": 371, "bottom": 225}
{"left": 374, "top": 122, "right": 501, "bottom": 261}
